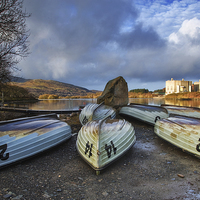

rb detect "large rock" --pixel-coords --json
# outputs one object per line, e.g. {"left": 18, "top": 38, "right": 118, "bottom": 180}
{"left": 97, "top": 76, "right": 128, "bottom": 108}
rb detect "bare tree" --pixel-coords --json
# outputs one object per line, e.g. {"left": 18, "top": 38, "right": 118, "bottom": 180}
{"left": 0, "top": 0, "right": 31, "bottom": 84}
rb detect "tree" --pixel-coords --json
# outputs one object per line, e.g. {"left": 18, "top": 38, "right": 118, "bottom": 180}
{"left": 153, "top": 88, "right": 165, "bottom": 94}
{"left": 0, "top": 84, "right": 35, "bottom": 101}
{"left": 0, "top": 0, "right": 31, "bottom": 84}
{"left": 129, "top": 88, "right": 150, "bottom": 93}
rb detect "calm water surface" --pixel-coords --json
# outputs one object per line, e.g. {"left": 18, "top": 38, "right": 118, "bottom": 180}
{"left": 26, "top": 99, "right": 97, "bottom": 110}
{"left": 21, "top": 98, "right": 200, "bottom": 110}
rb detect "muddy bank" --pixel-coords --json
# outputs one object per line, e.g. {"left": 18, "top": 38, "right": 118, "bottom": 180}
{"left": 0, "top": 111, "right": 27, "bottom": 121}
{"left": 0, "top": 114, "right": 200, "bottom": 199}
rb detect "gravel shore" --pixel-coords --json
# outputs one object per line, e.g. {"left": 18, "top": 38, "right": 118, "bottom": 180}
{"left": 0, "top": 113, "right": 200, "bottom": 200}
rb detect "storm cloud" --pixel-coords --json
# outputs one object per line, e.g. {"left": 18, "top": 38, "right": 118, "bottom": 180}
{"left": 19, "top": 0, "right": 200, "bottom": 91}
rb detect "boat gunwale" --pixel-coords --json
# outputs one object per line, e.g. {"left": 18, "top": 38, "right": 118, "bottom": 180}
{"left": 128, "top": 103, "right": 169, "bottom": 114}
{"left": 163, "top": 115, "right": 200, "bottom": 123}
{"left": 0, "top": 113, "right": 58, "bottom": 125}
{"left": 161, "top": 104, "right": 200, "bottom": 111}
{"left": 119, "top": 110, "right": 167, "bottom": 126}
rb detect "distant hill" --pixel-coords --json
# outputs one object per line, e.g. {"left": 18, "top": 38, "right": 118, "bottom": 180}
{"left": 10, "top": 76, "right": 31, "bottom": 83}
{"left": 11, "top": 79, "right": 95, "bottom": 98}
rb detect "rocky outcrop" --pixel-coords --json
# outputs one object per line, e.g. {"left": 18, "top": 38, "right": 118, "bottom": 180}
{"left": 97, "top": 76, "right": 128, "bottom": 108}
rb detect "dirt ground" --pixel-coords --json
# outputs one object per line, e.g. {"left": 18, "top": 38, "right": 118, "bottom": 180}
{"left": 0, "top": 113, "right": 200, "bottom": 200}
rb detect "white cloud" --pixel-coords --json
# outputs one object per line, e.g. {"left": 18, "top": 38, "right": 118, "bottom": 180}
{"left": 168, "top": 32, "right": 179, "bottom": 43}
{"left": 179, "top": 17, "right": 200, "bottom": 38}
{"left": 135, "top": 0, "right": 200, "bottom": 38}
{"left": 47, "top": 57, "right": 70, "bottom": 79}
{"left": 169, "top": 17, "right": 200, "bottom": 43}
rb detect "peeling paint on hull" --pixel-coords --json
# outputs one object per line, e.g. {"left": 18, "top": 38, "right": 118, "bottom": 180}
{"left": 76, "top": 118, "right": 136, "bottom": 173}
{"left": 0, "top": 114, "right": 72, "bottom": 168}
{"left": 154, "top": 116, "right": 200, "bottom": 158}
{"left": 119, "top": 103, "right": 169, "bottom": 125}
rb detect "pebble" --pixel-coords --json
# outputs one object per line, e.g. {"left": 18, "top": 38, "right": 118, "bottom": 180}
{"left": 188, "top": 182, "right": 194, "bottom": 185}
{"left": 102, "top": 191, "right": 108, "bottom": 197}
{"left": 12, "top": 195, "right": 23, "bottom": 200}
{"left": 43, "top": 192, "right": 51, "bottom": 198}
{"left": 160, "top": 153, "right": 167, "bottom": 155}
{"left": 177, "top": 174, "right": 185, "bottom": 178}
{"left": 3, "top": 192, "right": 13, "bottom": 199}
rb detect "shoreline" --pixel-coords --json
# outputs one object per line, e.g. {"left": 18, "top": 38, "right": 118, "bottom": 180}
{"left": 0, "top": 113, "right": 200, "bottom": 199}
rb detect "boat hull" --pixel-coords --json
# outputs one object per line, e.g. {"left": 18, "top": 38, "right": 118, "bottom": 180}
{"left": 79, "top": 103, "right": 116, "bottom": 125}
{"left": 119, "top": 104, "right": 169, "bottom": 125}
{"left": 154, "top": 116, "right": 200, "bottom": 158}
{"left": 0, "top": 114, "right": 72, "bottom": 168}
{"left": 76, "top": 118, "right": 136, "bottom": 172}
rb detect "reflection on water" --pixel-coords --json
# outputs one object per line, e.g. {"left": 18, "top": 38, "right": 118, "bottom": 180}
{"left": 16, "top": 98, "right": 200, "bottom": 110}
{"left": 164, "top": 99, "right": 200, "bottom": 108}
{"left": 129, "top": 98, "right": 165, "bottom": 106}
{"left": 129, "top": 98, "right": 200, "bottom": 108}
{"left": 28, "top": 99, "right": 97, "bottom": 110}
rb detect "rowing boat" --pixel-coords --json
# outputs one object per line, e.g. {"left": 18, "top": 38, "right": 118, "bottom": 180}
{"left": 0, "top": 114, "right": 71, "bottom": 168}
{"left": 76, "top": 117, "right": 136, "bottom": 174}
{"left": 162, "top": 104, "right": 200, "bottom": 118}
{"left": 119, "top": 103, "right": 169, "bottom": 125}
{"left": 79, "top": 103, "right": 116, "bottom": 125}
{"left": 154, "top": 116, "right": 200, "bottom": 158}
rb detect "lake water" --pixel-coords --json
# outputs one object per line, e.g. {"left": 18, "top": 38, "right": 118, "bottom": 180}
{"left": 16, "top": 98, "right": 200, "bottom": 110}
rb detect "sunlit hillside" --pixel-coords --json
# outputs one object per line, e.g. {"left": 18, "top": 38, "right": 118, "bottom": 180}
{"left": 12, "top": 79, "right": 96, "bottom": 98}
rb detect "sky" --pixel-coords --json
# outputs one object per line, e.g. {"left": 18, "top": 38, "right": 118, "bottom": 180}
{"left": 18, "top": 0, "right": 200, "bottom": 91}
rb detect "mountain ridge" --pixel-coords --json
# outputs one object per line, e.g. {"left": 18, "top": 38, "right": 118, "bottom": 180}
{"left": 11, "top": 78, "right": 96, "bottom": 98}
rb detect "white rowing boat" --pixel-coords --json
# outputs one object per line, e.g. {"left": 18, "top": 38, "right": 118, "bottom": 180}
{"left": 79, "top": 103, "right": 116, "bottom": 125}
{"left": 0, "top": 114, "right": 71, "bottom": 168}
{"left": 76, "top": 117, "right": 136, "bottom": 174}
{"left": 162, "top": 104, "right": 200, "bottom": 118}
{"left": 119, "top": 103, "right": 169, "bottom": 125}
{"left": 154, "top": 116, "right": 200, "bottom": 158}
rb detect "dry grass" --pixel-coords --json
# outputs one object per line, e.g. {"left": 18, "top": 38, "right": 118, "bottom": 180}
{"left": 165, "top": 92, "right": 200, "bottom": 99}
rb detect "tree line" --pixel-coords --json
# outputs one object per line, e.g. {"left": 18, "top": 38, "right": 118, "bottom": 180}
{"left": 129, "top": 88, "right": 165, "bottom": 94}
